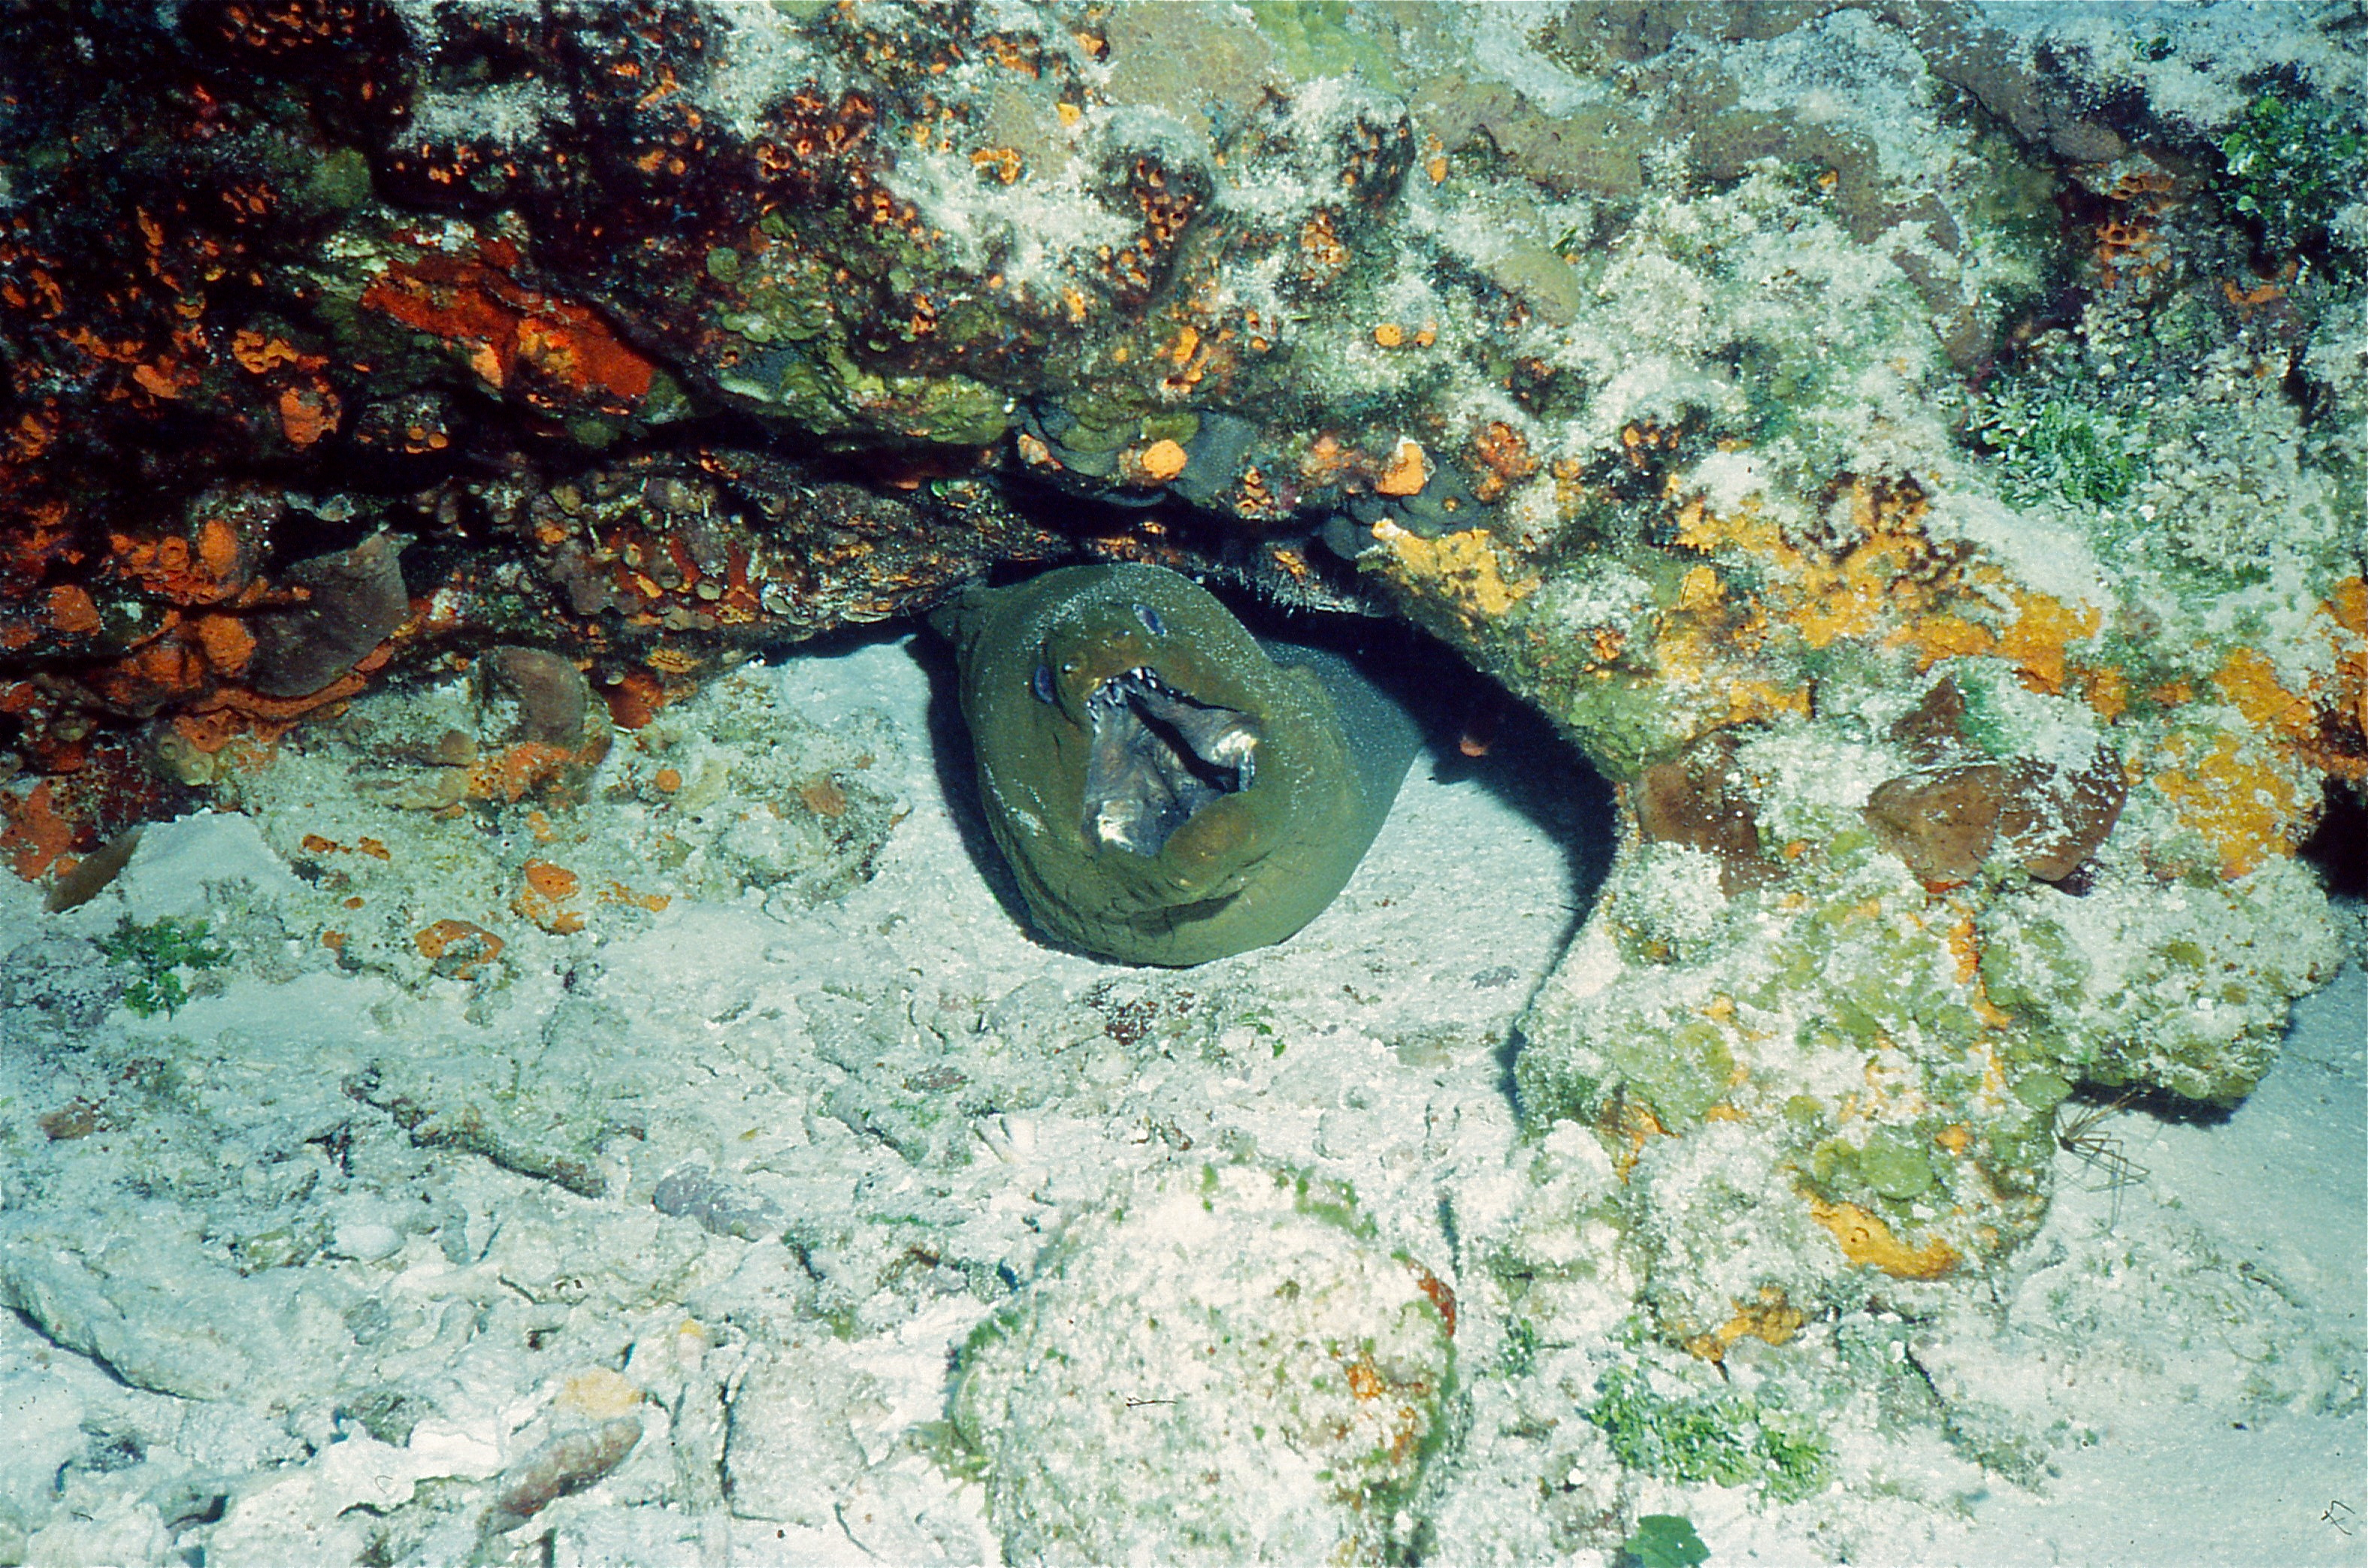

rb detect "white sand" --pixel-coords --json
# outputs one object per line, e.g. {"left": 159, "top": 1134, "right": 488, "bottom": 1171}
{"left": 0, "top": 632, "right": 2358, "bottom": 1565}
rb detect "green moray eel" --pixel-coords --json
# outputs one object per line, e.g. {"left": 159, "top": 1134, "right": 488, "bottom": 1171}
{"left": 933, "top": 563, "right": 1420, "bottom": 965}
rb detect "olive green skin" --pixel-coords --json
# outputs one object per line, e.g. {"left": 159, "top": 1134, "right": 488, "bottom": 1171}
{"left": 936, "top": 563, "right": 1408, "bottom": 966}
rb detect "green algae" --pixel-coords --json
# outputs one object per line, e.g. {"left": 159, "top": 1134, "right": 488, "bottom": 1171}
{"left": 1244, "top": 2, "right": 1399, "bottom": 90}
{"left": 1623, "top": 1513, "right": 1713, "bottom": 1568}
{"left": 1977, "top": 857, "right": 2342, "bottom": 1105}
{"left": 1855, "top": 1127, "right": 1936, "bottom": 1202}
{"left": 95, "top": 915, "right": 229, "bottom": 1020}
{"left": 1606, "top": 1020, "right": 1736, "bottom": 1131}
{"left": 1969, "top": 376, "right": 2149, "bottom": 512}
{"left": 1586, "top": 1362, "right": 1831, "bottom": 1504}
{"left": 2219, "top": 90, "right": 2368, "bottom": 265}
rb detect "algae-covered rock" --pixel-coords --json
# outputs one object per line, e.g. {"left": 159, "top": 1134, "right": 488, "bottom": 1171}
{"left": 213, "top": 663, "right": 903, "bottom": 987}
{"left": 1980, "top": 855, "right": 2342, "bottom": 1104}
{"left": 953, "top": 1161, "right": 1454, "bottom": 1566}
{"left": 2, "top": 5, "right": 2363, "bottom": 1533}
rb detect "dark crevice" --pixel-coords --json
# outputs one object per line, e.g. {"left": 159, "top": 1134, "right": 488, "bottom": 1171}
{"left": 2300, "top": 782, "right": 2368, "bottom": 901}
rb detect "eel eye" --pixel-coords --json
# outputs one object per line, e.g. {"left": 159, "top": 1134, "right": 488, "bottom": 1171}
{"left": 1133, "top": 603, "right": 1165, "bottom": 637}
{"left": 1031, "top": 664, "right": 1057, "bottom": 704}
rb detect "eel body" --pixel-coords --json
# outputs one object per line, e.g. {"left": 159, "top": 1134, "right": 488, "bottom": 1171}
{"left": 935, "top": 563, "right": 1417, "bottom": 966}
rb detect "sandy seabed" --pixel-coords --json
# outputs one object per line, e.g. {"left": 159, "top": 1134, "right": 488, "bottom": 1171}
{"left": 1, "top": 632, "right": 2359, "bottom": 1566}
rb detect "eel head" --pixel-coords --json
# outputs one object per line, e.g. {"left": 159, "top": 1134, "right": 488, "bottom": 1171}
{"left": 1082, "top": 664, "right": 1260, "bottom": 856}
{"left": 1036, "top": 597, "right": 1266, "bottom": 862}
{"left": 948, "top": 561, "right": 1386, "bottom": 964}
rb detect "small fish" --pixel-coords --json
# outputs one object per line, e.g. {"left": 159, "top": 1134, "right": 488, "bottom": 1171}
{"left": 44, "top": 826, "right": 144, "bottom": 913}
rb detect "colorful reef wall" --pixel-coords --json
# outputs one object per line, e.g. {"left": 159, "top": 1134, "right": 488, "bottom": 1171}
{"left": 0, "top": 2, "right": 2361, "bottom": 1561}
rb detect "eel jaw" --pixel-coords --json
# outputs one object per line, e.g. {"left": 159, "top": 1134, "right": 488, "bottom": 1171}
{"left": 1083, "top": 666, "right": 1261, "bottom": 856}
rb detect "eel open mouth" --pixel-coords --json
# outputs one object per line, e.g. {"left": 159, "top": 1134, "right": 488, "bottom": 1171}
{"left": 1084, "top": 666, "right": 1261, "bottom": 855}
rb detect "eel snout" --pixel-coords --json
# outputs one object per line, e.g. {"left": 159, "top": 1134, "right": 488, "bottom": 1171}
{"left": 1084, "top": 666, "right": 1260, "bottom": 855}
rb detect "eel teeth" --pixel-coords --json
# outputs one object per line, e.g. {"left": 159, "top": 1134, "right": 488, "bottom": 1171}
{"left": 1083, "top": 668, "right": 1262, "bottom": 854}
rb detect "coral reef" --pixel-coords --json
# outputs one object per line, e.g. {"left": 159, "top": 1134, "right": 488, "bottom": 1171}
{"left": 1, "top": 1, "right": 2363, "bottom": 1560}
{"left": 953, "top": 1161, "right": 1455, "bottom": 1565}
